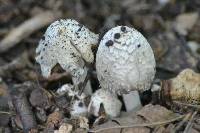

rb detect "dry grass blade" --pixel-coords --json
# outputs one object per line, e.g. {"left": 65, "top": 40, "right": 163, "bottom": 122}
{"left": 173, "top": 101, "right": 200, "bottom": 109}
{"left": 0, "top": 11, "right": 62, "bottom": 53}
{"left": 172, "top": 113, "right": 192, "bottom": 133}
{"left": 183, "top": 111, "right": 198, "bottom": 133}
{"left": 89, "top": 115, "right": 185, "bottom": 133}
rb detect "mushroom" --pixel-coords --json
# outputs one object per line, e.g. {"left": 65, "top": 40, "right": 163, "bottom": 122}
{"left": 96, "top": 26, "right": 156, "bottom": 112}
{"left": 35, "top": 19, "right": 99, "bottom": 87}
{"left": 88, "top": 89, "right": 122, "bottom": 118}
{"left": 56, "top": 83, "right": 88, "bottom": 117}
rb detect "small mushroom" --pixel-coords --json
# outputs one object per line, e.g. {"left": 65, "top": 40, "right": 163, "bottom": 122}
{"left": 56, "top": 83, "right": 88, "bottom": 117}
{"left": 88, "top": 89, "right": 122, "bottom": 118}
{"left": 35, "top": 19, "right": 99, "bottom": 86}
{"left": 70, "top": 99, "right": 88, "bottom": 117}
{"left": 96, "top": 26, "right": 156, "bottom": 111}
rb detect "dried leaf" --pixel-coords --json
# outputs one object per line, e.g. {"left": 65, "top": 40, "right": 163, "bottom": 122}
{"left": 162, "top": 69, "right": 200, "bottom": 104}
{"left": 122, "top": 127, "right": 150, "bottom": 133}
{"left": 54, "top": 123, "right": 73, "bottom": 133}
{"left": 92, "top": 121, "right": 121, "bottom": 133}
{"left": 73, "top": 128, "right": 87, "bottom": 133}
{"left": 137, "top": 104, "right": 177, "bottom": 122}
{"left": 115, "top": 116, "right": 150, "bottom": 133}
{"left": 78, "top": 116, "right": 89, "bottom": 129}
{"left": 29, "top": 88, "right": 50, "bottom": 109}
{"left": 47, "top": 111, "right": 63, "bottom": 128}
{"left": 153, "top": 126, "right": 166, "bottom": 133}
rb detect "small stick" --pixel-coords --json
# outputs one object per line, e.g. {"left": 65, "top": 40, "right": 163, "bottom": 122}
{"left": 0, "top": 52, "right": 29, "bottom": 77}
{"left": 0, "top": 11, "right": 62, "bottom": 53}
{"left": 183, "top": 111, "right": 197, "bottom": 133}
{"left": 173, "top": 101, "right": 200, "bottom": 109}
{"left": 78, "top": 70, "right": 89, "bottom": 96}
{"left": 0, "top": 111, "right": 15, "bottom": 115}
{"left": 89, "top": 115, "right": 185, "bottom": 133}
{"left": 172, "top": 113, "right": 192, "bottom": 133}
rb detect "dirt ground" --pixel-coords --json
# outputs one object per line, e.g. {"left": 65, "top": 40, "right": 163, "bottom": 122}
{"left": 0, "top": 0, "right": 200, "bottom": 133}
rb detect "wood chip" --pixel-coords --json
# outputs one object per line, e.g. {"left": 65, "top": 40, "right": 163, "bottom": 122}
{"left": 0, "top": 11, "right": 62, "bottom": 53}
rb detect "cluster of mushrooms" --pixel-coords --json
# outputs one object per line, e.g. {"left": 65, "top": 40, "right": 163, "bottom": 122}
{"left": 35, "top": 19, "right": 156, "bottom": 118}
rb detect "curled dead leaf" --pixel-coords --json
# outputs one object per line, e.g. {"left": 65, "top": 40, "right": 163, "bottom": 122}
{"left": 162, "top": 69, "right": 200, "bottom": 104}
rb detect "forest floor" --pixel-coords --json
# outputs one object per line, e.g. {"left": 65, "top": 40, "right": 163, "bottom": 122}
{"left": 0, "top": 0, "right": 200, "bottom": 133}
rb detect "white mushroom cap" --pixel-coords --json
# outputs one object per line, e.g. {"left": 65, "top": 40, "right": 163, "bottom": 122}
{"left": 71, "top": 99, "right": 88, "bottom": 117}
{"left": 96, "top": 26, "right": 156, "bottom": 95}
{"left": 35, "top": 19, "right": 98, "bottom": 85}
{"left": 88, "top": 89, "right": 122, "bottom": 118}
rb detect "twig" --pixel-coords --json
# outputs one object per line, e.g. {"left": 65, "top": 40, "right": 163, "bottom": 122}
{"left": 0, "top": 111, "right": 15, "bottom": 115}
{"left": 89, "top": 115, "right": 185, "bottom": 133}
{"left": 0, "top": 52, "right": 30, "bottom": 77}
{"left": 173, "top": 101, "right": 200, "bottom": 109}
{"left": 0, "top": 11, "right": 62, "bottom": 53}
{"left": 78, "top": 71, "right": 89, "bottom": 96}
{"left": 172, "top": 113, "right": 192, "bottom": 133}
{"left": 183, "top": 111, "right": 197, "bottom": 133}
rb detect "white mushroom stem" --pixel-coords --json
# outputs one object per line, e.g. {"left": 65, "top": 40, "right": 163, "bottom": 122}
{"left": 122, "top": 91, "right": 142, "bottom": 112}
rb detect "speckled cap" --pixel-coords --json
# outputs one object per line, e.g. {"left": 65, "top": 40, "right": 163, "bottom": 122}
{"left": 96, "top": 26, "right": 156, "bottom": 95}
{"left": 35, "top": 19, "right": 98, "bottom": 84}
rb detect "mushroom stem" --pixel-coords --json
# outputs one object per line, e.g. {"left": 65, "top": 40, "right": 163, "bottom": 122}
{"left": 122, "top": 91, "right": 142, "bottom": 112}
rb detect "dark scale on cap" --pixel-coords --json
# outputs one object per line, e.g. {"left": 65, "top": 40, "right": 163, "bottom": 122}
{"left": 137, "top": 44, "right": 141, "bottom": 48}
{"left": 75, "top": 32, "right": 79, "bottom": 35}
{"left": 77, "top": 24, "right": 83, "bottom": 32}
{"left": 41, "top": 36, "right": 45, "bottom": 40}
{"left": 114, "top": 33, "right": 120, "bottom": 39}
{"left": 105, "top": 40, "right": 113, "bottom": 47}
{"left": 44, "top": 43, "right": 47, "bottom": 46}
{"left": 77, "top": 27, "right": 82, "bottom": 32}
{"left": 71, "top": 53, "right": 76, "bottom": 57}
{"left": 78, "top": 102, "right": 83, "bottom": 107}
{"left": 43, "top": 48, "right": 45, "bottom": 51}
{"left": 77, "top": 36, "right": 80, "bottom": 38}
{"left": 121, "top": 26, "right": 126, "bottom": 32}
{"left": 58, "top": 20, "right": 62, "bottom": 24}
